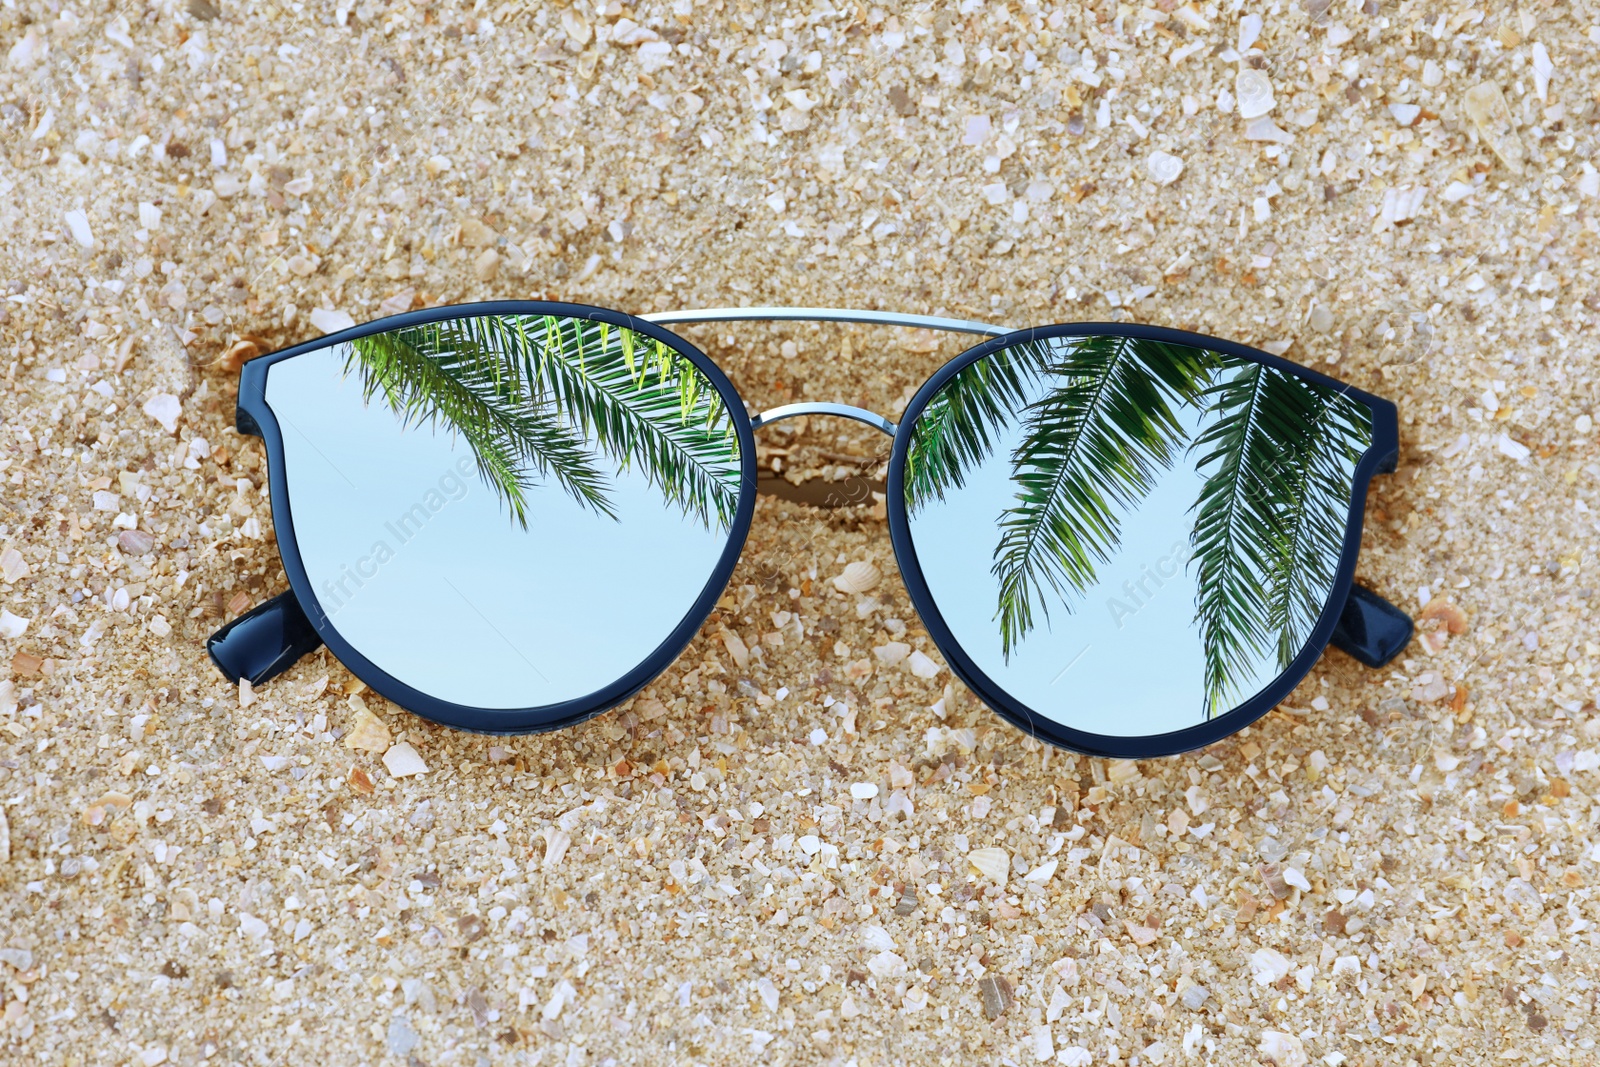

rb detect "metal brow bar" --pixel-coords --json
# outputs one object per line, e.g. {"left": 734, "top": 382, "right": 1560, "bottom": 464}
{"left": 750, "top": 402, "right": 897, "bottom": 436}
{"left": 639, "top": 306, "right": 1015, "bottom": 336}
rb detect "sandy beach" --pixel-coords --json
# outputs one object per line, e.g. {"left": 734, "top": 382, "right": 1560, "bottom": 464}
{"left": 0, "top": 3, "right": 1597, "bottom": 1064}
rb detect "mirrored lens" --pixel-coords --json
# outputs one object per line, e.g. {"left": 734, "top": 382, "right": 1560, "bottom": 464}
{"left": 263, "top": 312, "right": 744, "bottom": 714}
{"left": 902, "top": 333, "right": 1373, "bottom": 739}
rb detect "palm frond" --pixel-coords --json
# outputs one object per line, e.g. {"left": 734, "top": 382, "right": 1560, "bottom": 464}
{"left": 1262, "top": 388, "right": 1371, "bottom": 669}
{"left": 1187, "top": 366, "right": 1371, "bottom": 715}
{"left": 385, "top": 315, "right": 741, "bottom": 532}
{"left": 346, "top": 329, "right": 614, "bottom": 528}
{"left": 1187, "top": 364, "right": 1290, "bottom": 715}
{"left": 497, "top": 316, "right": 742, "bottom": 531}
{"left": 903, "top": 340, "right": 1055, "bottom": 513}
{"left": 991, "top": 335, "right": 1217, "bottom": 658}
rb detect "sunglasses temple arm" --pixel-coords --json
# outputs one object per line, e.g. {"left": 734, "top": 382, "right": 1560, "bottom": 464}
{"left": 1328, "top": 583, "right": 1413, "bottom": 668}
{"left": 206, "top": 591, "right": 324, "bottom": 687}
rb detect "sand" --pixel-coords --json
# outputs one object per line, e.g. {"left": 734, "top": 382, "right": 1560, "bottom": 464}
{"left": 1, "top": 3, "right": 1597, "bottom": 1065}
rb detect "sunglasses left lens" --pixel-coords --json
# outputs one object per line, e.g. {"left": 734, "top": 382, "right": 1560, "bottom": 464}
{"left": 258, "top": 311, "right": 746, "bottom": 728}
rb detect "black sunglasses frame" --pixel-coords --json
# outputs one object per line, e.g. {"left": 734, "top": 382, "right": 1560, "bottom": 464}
{"left": 212, "top": 301, "right": 1409, "bottom": 755}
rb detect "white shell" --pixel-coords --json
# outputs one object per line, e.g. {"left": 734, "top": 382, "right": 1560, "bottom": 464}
{"left": 1236, "top": 13, "right": 1263, "bottom": 52}
{"left": 141, "top": 392, "right": 182, "bottom": 434}
{"left": 873, "top": 641, "right": 910, "bottom": 665}
{"left": 382, "top": 742, "right": 428, "bottom": 778}
{"left": 1531, "top": 43, "right": 1553, "bottom": 102}
{"left": 1146, "top": 150, "right": 1184, "bottom": 186}
{"left": 866, "top": 950, "right": 909, "bottom": 978}
{"left": 543, "top": 828, "right": 572, "bottom": 868}
{"left": 1024, "top": 858, "right": 1059, "bottom": 884}
{"left": 860, "top": 924, "right": 896, "bottom": 951}
{"left": 968, "top": 846, "right": 1011, "bottom": 882}
{"left": 1243, "top": 117, "right": 1293, "bottom": 144}
{"left": 720, "top": 630, "right": 750, "bottom": 670}
{"left": 906, "top": 650, "right": 941, "bottom": 679}
{"left": 1234, "top": 69, "right": 1276, "bottom": 119}
{"left": 0, "top": 547, "right": 25, "bottom": 583}
{"left": 832, "top": 560, "right": 881, "bottom": 594}
{"left": 1106, "top": 759, "right": 1141, "bottom": 784}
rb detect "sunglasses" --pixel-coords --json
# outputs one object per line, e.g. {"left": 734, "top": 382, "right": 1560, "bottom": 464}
{"left": 206, "top": 301, "right": 1412, "bottom": 758}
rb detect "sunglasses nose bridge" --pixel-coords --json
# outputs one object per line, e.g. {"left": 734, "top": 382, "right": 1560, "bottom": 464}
{"left": 749, "top": 401, "right": 897, "bottom": 437}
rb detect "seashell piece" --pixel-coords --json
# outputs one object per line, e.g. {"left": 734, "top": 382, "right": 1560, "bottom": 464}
{"left": 1237, "top": 13, "right": 1263, "bottom": 52}
{"left": 1147, "top": 150, "right": 1184, "bottom": 185}
{"left": 968, "top": 846, "right": 1011, "bottom": 882}
{"left": 1259, "top": 1031, "right": 1306, "bottom": 1067}
{"left": 1503, "top": 876, "right": 1543, "bottom": 916}
{"left": 1106, "top": 759, "right": 1141, "bottom": 784}
{"left": 860, "top": 924, "right": 895, "bottom": 951}
{"left": 867, "top": 950, "right": 908, "bottom": 978}
{"left": 343, "top": 700, "right": 392, "bottom": 753}
{"left": 1250, "top": 948, "right": 1293, "bottom": 986}
{"left": 7, "top": 29, "right": 45, "bottom": 70}
{"left": 543, "top": 828, "right": 572, "bottom": 868}
{"left": 117, "top": 530, "right": 156, "bottom": 555}
{"left": 347, "top": 764, "right": 375, "bottom": 795}
{"left": 1531, "top": 43, "right": 1553, "bottom": 103}
{"left": 832, "top": 560, "right": 881, "bottom": 594}
{"left": 0, "top": 547, "right": 25, "bottom": 584}
{"left": 873, "top": 641, "right": 910, "bottom": 665}
{"left": 1124, "top": 920, "right": 1159, "bottom": 946}
{"left": 1244, "top": 116, "right": 1294, "bottom": 144}
{"left": 1024, "top": 858, "right": 1058, "bottom": 884}
{"left": 382, "top": 742, "right": 428, "bottom": 778}
{"left": 1259, "top": 863, "right": 1291, "bottom": 900}
{"left": 1235, "top": 69, "right": 1276, "bottom": 119}
{"left": 1380, "top": 186, "right": 1427, "bottom": 225}
{"left": 1389, "top": 102, "right": 1421, "bottom": 127}
{"left": 1417, "top": 599, "right": 1468, "bottom": 634}
{"left": 906, "top": 650, "right": 940, "bottom": 679}
{"left": 720, "top": 630, "right": 749, "bottom": 670}
{"left": 1462, "top": 82, "right": 1526, "bottom": 175}
{"left": 63, "top": 208, "right": 93, "bottom": 248}
{"left": 142, "top": 393, "right": 182, "bottom": 434}
{"left": 309, "top": 308, "right": 356, "bottom": 335}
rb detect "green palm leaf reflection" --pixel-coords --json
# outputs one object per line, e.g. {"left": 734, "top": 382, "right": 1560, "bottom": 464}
{"left": 989, "top": 335, "right": 1216, "bottom": 658}
{"left": 1188, "top": 366, "right": 1370, "bottom": 715}
{"left": 346, "top": 315, "right": 740, "bottom": 532}
{"left": 904, "top": 339, "right": 1055, "bottom": 512}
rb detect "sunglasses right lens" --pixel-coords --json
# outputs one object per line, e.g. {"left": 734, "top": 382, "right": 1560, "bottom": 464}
{"left": 899, "top": 332, "right": 1374, "bottom": 745}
